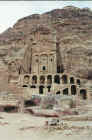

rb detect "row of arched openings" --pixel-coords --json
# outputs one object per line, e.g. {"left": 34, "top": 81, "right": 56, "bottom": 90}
{"left": 62, "top": 86, "right": 87, "bottom": 100}
{"left": 23, "top": 74, "right": 81, "bottom": 85}
{"left": 39, "top": 85, "right": 87, "bottom": 100}
{"left": 22, "top": 75, "right": 87, "bottom": 99}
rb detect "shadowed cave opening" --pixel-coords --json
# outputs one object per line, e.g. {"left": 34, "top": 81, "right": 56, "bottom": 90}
{"left": 57, "top": 65, "right": 64, "bottom": 73}
{"left": 77, "top": 79, "right": 80, "bottom": 85}
{"left": 40, "top": 76, "right": 45, "bottom": 84}
{"left": 56, "top": 90, "right": 60, "bottom": 94}
{"left": 70, "top": 77, "right": 74, "bottom": 84}
{"left": 32, "top": 75, "right": 37, "bottom": 84}
{"left": 23, "top": 85, "right": 28, "bottom": 87}
{"left": 47, "top": 85, "right": 51, "bottom": 92}
{"left": 63, "top": 88, "right": 68, "bottom": 95}
{"left": 54, "top": 75, "right": 60, "bottom": 84}
{"left": 71, "top": 85, "right": 76, "bottom": 95}
{"left": 39, "top": 86, "right": 44, "bottom": 94}
{"left": 47, "top": 75, "right": 52, "bottom": 84}
{"left": 62, "top": 75, "right": 68, "bottom": 84}
{"left": 24, "top": 100, "right": 36, "bottom": 107}
{"left": 80, "top": 89, "right": 87, "bottom": 100}
{"left": 88, "top": 70, "right": 92, "bottom": 80}
{"left": 4, "top": 106, "right": 18, "bottom": 113}
{"left": 30, "top": 85, "right": 36, "bottom": 88}
{"left": 23, "top": 75, "right": 30, "bottom": 84}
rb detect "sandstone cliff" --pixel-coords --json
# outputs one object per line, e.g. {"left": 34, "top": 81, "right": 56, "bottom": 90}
{"left": 0, "top": 6, "right": 92, "bottom": 91}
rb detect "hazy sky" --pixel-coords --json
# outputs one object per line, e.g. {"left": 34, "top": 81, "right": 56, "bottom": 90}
{"left": 0, "top": 1, "right": 92, "bottom": 33}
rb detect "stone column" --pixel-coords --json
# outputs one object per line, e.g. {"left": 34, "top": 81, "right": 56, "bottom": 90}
{"left": 44, "top": 85, "right": 47, "bottom": 95}
{"left": 37, "top": 75, "right": 40, "bottom": 94}
{"left": 52, "top": 75, "right": 54, "bottom": 83}
{"left": 39, "top": 55, "right": 41, "bottom": 75}
{"left": 18, "top": 75, "right": 23, "bottom": 86}
{"left": 68, "top": 85, "right": 71, "bottom": 96}
{"left": 60, "top": 74, "right": 62, "bottom": 85}
{"left": 44, "top": 76, "right": 47, "bottom": 95}
{"left": 38, "top": 55, "right": 40, "bottom": 74}
{"left": 18, "top": 97, "right": 24, "bottom": 113}
{"left": 75, "top": 78, "right": 78, "bottom": 85}
{"left": 75, "top": 85, "right": 80, "bottom": 106}
{"left": 63, "top": 53, "right": 67, "bottom": 73}
{"left": 68, "top": 75, "right": 70, "bottom": 84}
{"left": 87, "top": 88, "right": 91, "bottom": 101}
{"left": 54, "top": 53, "right": 57, "bottom": 74}
{"left": 37, "top": 85, "right": 39, "bottom": 95}
{"left": 21, "top": 75, "right": 23, "bottom": 85}
{"left": 30, "top": 75, "right": 32, "bottom": 85}
{"left": 45, "top": 75, "right": 47, "bottom": 85}
{"left": 38, "top": 75, "right": 40, "bottom": 86}
{"left": 52, "top": 75, "right": 55, "bottom": 94}
{"left": 48, "top": 54, "right": 50, "bottom": 73}
{"left": 18, "top": 87, "right": 24, "bottom": 113}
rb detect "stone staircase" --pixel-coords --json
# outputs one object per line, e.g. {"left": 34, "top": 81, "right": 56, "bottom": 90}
{"left": 0, "top": 92, "right": 19, "bottom": 106}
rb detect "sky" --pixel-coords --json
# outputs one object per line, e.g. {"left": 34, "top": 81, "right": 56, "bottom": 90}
{"left": 0, "top": 1, "right": 92, "bottom": 33}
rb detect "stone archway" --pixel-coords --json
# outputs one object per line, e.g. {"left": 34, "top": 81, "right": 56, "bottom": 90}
{"left": 77, "top": 79, "right": 80, "bottom": 85}
{"left": 39, "top": 85, "right": 44, "bottom": 94}
{"left": 56, "top": 90, "right": 60, "bottom": 95}
{"left": 47, "top": 75, "right": 52, "bottom": 84}
{"left": 70, "top": 77, "right": 74, "bottom": 84}
{"left": 23, "top": 75, "right": 30, "bottom": 85}
{"left": 30, "top": 85, "right": 36, "bottom": 88}
{"left": 62, "top": 75, "right": 68, "bottom": 84}
{"left": 80, "top": 89, "right": 87, "bottom": 100}
{"left": 54, "top": 75, "right": 60, "bottom": 84}
{"left": 57, "top": 65, "right": 61, "bottom": 73}
{"left": 23, "top": 85, "right": 28, "bottom": 87}
{"left": 4, "top": 106, "right": 18, "bottom": 113}
{"left": 47, "top": 85, "right": 51, "bottom": 92}
{"left": 57, "top": 65, "right": 64, "bottom": 73}
{"left": 40, "top": 76, "right": 45, "bottom": 84}
{"left": 40, "top": 54, "right": 48, "bottom": 73}
{"left": 63, "top": 88, "right": 68, "bottom": 95}
{"left": 32, "top": 75, "right": 37, "bottom": 84}
{"left": 71, "top": 85, "right": 77, "bottom": 95}
{"left": 24, "top": 100, "right": 36, "bottom": 107}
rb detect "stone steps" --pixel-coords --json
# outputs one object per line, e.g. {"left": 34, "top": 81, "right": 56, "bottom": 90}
{"left": 0, "top": 92, "right": 19, "bottom": 102}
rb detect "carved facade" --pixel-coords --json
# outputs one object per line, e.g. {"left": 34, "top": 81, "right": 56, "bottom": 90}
{"left": 8, "top": 25, "right": 92, "bottom": 101}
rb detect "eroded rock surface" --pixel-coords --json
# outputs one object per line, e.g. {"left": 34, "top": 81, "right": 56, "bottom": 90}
{"left": 0, "top": 6, "right": 92, "bottom": 91}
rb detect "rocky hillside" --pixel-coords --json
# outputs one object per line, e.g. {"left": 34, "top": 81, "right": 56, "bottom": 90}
{"left": 0, "top": 6, "right": 92, "bottom": 44}
{"left": 0, "top": 6, "right": 92, "bottom": 91}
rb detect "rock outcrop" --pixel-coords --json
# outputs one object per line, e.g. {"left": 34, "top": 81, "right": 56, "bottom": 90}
{"left": 0, "top": 6, "right": 92, "bottom": 91}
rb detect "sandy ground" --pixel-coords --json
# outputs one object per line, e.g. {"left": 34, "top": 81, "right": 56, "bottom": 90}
{"left": 0, "top": 112, "right": 92, "bottom": 140}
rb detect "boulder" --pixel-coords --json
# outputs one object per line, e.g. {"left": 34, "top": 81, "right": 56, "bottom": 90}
{"left": 58, "top": 96, "right": 74, "bottom": 110}
{"left": 40, "top": 95, "right": 58, "bottom": 109}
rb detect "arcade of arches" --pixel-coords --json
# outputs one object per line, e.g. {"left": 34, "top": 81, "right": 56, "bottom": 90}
{"left": 8, "top": 26, "right": 89, "bottom": 101}
{"left": 21, "top": 73, "right": 88, "bottom": 100}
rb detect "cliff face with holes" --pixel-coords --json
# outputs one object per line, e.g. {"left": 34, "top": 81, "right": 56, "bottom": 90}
{"left": 0, "top": 6, "right": 92, "bottom": 91}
